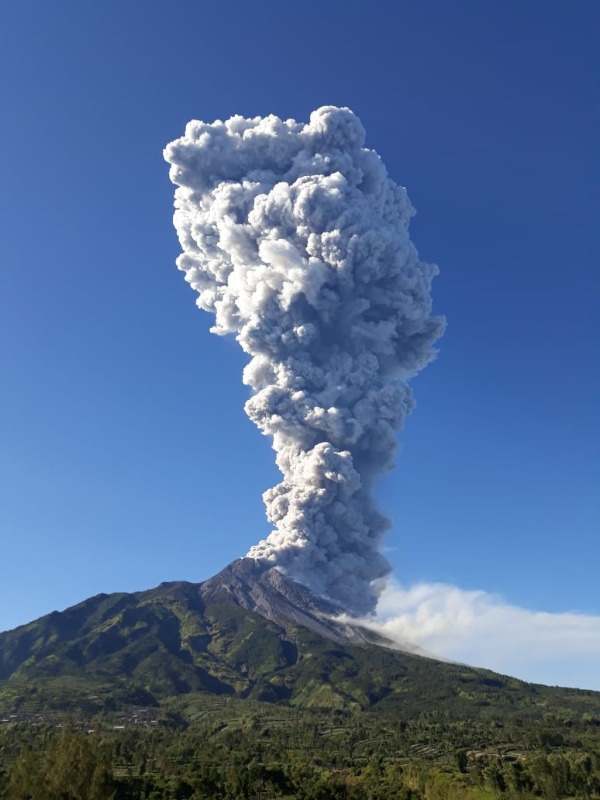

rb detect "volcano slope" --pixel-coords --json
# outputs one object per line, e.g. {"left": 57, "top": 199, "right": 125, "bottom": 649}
{"left": 0, "top": 558, "right": 598, "bottom": 722}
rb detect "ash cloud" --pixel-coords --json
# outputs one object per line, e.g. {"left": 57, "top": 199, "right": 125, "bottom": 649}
{"left": 354, "top": 581, "right": 600, "bottom": 690}
{"left": 164, "top": 107, "right": 444, "bottom": 615}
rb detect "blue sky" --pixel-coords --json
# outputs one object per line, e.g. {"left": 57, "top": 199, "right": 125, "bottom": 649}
{"left": 1, "top": 0, "right": 598, "bottom": 687}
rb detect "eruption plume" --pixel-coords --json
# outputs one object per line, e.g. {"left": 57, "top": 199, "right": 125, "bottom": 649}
{"left": 164, "top": 106, "right": 444, "bottom": 615}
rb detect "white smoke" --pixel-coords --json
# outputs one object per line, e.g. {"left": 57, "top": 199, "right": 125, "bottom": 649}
{"left": 356, "top": 581, "right": 600, "bottom": 689}
{"left": 164, "top": 107, "right": 444, "bottom": 614}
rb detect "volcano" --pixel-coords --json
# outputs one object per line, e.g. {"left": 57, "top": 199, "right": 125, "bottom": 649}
{"left": 1, "top": 559, "right": 597, "bottom": 719}
{"left": 197, "top": 558, "right": 403, "bottom": 648}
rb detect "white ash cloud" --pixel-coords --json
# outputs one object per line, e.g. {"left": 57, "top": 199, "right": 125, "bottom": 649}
{"left": 164, "top": 107, "right": 444, "bottom": 614}
{"left": 354, "top": 581, "right": 600, "bottom": 690}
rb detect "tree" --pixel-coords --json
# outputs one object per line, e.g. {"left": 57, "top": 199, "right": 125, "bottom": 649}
{"left": 6, "top": 747, "right": 42, "bottom": 800}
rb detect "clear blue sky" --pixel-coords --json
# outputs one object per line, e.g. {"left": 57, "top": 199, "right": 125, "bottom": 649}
{"left": 1, "top": 1, "right": 598, "bottom": 685}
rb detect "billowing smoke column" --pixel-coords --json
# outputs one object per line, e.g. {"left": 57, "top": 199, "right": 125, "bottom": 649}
{"left": 164, "top": 107, "right": 444, "bottom": 615}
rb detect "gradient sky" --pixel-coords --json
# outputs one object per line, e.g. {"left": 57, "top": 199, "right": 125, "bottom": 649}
{"left": 1, "top": 0, "right": 598, "bottom": 688}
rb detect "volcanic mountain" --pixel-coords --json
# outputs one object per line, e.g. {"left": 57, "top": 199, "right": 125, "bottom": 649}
{"left": 198, "top": 558, "right": 401, "bottom": 647}
{"left": 1, "top": 559, "right": 598, "bottom": 719}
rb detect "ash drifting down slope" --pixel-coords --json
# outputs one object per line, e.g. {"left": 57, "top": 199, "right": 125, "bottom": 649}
{"left": 200, "top": 558, "right": 411, "bottom": 649}
{"left": 164, "top": 107, "right": 444, "bottom": 615}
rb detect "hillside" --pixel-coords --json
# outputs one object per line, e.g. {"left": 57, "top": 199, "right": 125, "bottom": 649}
{"left": 1, "top": 560, "right": 599, "bottom": 722}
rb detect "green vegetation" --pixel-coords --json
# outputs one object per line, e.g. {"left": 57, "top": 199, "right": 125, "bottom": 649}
{"left": 2, "top": 700, "right": 600, "bottom": 799}
{"left": 2, "top": 581, "right": 600, "bottom": 797}
{"left": 2, "top": 582, "right": 599, "bottom": 721}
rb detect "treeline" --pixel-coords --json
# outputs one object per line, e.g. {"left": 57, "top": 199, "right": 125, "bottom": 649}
{"left": 0, "top": 728, "right": 113, "bottom": 800}
{"left": 2, "top": 710, "right": 600, "bottom": 800}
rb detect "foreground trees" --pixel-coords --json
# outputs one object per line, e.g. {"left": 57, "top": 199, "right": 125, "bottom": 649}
{"left": 3, "top": 711, "right": 600, "bottom": 800}
{"left": 5, "top": 729, "right": 114, "bottom": 800}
